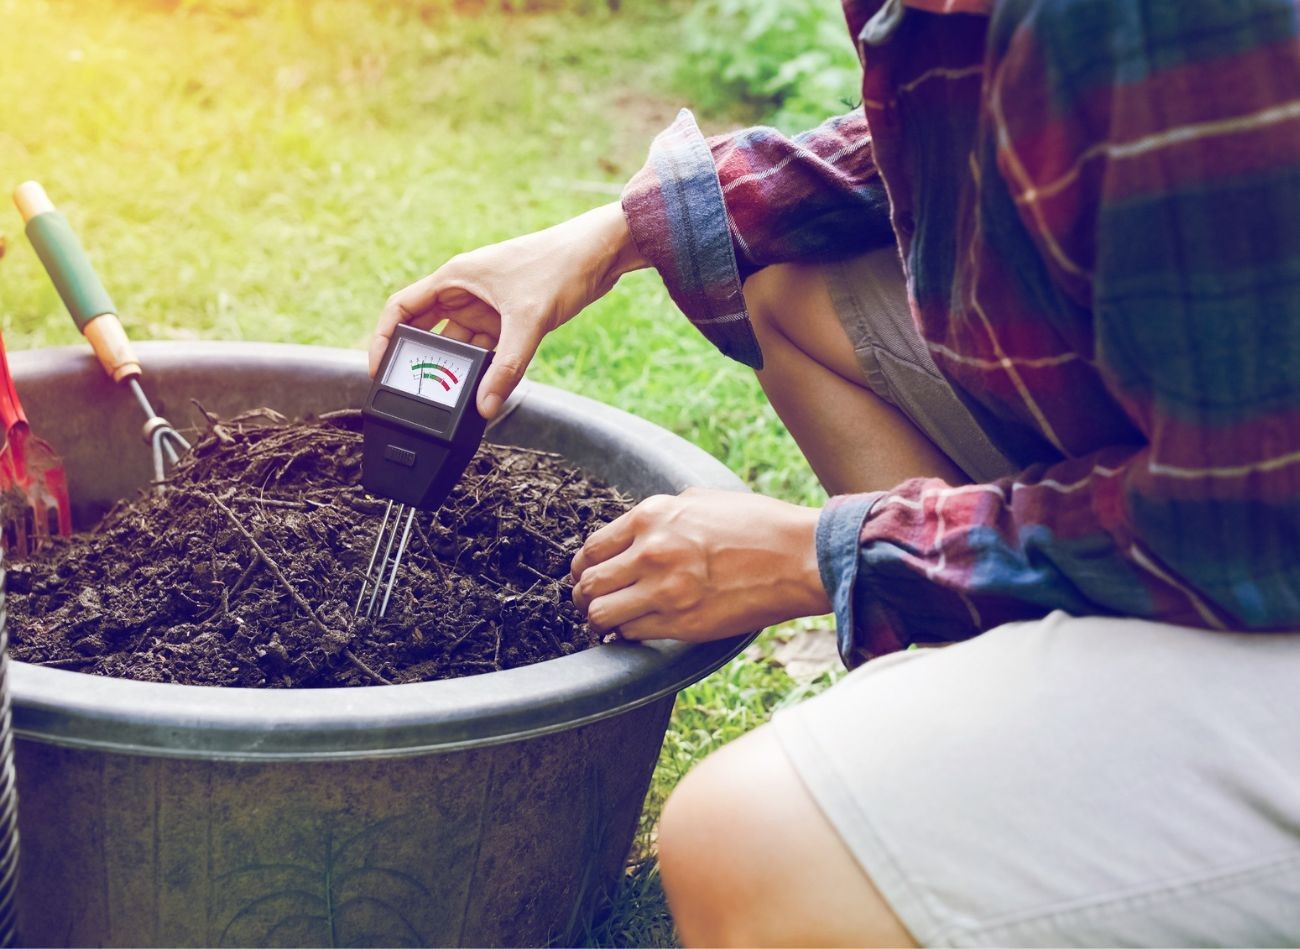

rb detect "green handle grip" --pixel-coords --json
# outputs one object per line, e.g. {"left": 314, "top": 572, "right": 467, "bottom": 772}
{"left": 15, "top": 182, "right": 142, "bottom": 383}
{"left": 24, "top": 209, "right": 118, "bottom": 332}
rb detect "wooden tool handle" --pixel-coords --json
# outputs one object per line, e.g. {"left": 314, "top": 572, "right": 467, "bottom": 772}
{"left": 14, "top": 182, "right": 141, "bottom": 383}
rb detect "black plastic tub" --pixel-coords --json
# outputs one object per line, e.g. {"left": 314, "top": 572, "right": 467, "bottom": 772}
{"left": 6, "top": 342, "right": 752, "bottom": 947}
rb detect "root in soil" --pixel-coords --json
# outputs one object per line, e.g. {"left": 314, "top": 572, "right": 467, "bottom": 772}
{"left": 6, "top": 409, "right": 633, "bottom": 688}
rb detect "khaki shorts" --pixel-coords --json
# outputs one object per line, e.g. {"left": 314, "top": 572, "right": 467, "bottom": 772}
{"left": 773, "top": 614, "right": 1300, "bottom": 946}
{"left": 773, "top": 250, "right": 1300, "bottom": 945}
{"left": 823, "top": 248, "right": 1015, "bottom": 483}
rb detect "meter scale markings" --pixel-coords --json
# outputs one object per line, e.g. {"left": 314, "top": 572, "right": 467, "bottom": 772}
{"left": 409, "top": 359, "right": 459, "bottom": 394}
{"left": 382, "top": 338, "right": 472, "bottom": 408}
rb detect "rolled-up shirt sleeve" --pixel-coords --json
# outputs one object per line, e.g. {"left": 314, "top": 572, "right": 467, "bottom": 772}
{"left": 816, "top": 492, "right": 886, "bottom": 666}
{"left": 621, "top": 108, "right": 893, "bottom": 369}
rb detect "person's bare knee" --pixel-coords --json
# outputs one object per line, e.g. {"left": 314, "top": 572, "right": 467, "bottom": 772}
{"left": 658, "top": 725, "right": 917, "bottom": 948}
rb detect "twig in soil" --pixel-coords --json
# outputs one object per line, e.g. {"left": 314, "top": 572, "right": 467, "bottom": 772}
{"left": 217, "top": 557, "right": 261, "bottom": 613}
{"left": 316, "top": 409, "right": 360, "bottom": 422}
{"left": 32, "top": 657, "right": 91, "bottom": 669}
{"left": 445, "top": 620, "right": 488, "bottom": 652}
{"left": 341, "top": 649, "right": 390, "bottom": 687}
{"left": 209, "top": 493, "right": 393, "bottom": 686}
{"left": 411, "top": 520, "right": 452, "bottom": 590}
{"left": 192, "top": 559, "right": 250, "bottom": 624}
{"left": 518, "top": 562, "right": 561, "bottom": 585}
{"left": 521, "top": 524, "right": 570, "bottom": 554}
{"left": 341, "top": 496, "right": 389, "bottom": 518}
{"left": 228, "top": 496, "right": 313, "bottom": 511}
{"left": 191, "top": 399, "right": 222, "bottom": 427}
{"left": 500, "top": 445, "right": 565, "bottom": 460}
{"left": 540, "top": 473, "right": 572, "bottom": 519}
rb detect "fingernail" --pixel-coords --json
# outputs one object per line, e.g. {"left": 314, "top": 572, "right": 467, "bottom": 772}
{"left": 481, "top": 393, "right": 502, "bottom": 419}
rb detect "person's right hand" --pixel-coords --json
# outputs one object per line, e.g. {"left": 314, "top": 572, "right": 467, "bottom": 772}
{"left": 369, "top": 201, "right": 647, "bottom": 420}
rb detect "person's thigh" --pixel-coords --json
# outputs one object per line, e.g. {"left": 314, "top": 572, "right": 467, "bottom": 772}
{"left": 746, "top": 249, "right": 1015, "bottom": 485}
{"left": 746, "top": 260, "right": 873, "bottom": 386}
{"left": 772, "top": 613, "right": 1300, "bottom": 946}
{"left": 745, "top": 257, "right": 970, "bottom": 492}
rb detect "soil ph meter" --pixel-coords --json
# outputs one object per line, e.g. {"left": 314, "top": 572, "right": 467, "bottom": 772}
{"left": 357, "top": 325, "right": 494, "bottom": 619}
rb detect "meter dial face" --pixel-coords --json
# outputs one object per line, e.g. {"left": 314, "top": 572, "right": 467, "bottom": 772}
{"left": 382, "top": 336, "right": 475, "bottom": 409}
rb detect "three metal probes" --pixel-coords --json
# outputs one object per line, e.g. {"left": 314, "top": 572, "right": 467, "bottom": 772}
{"left": 356, "top": 325, "right": 493, "bottom": 619}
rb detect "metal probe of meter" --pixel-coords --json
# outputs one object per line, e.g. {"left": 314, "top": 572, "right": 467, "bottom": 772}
{"left": 356, "top": 325, "right": 494, "bottom": 619}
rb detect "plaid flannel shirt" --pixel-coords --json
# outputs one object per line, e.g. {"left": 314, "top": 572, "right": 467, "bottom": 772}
{"left": 622, "top": 0, "right": 1300, "bottom": 664}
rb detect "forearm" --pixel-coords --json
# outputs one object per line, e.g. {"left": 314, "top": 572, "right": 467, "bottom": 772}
{"left": 589, "top": 201, "right": 649, "bottom": 284}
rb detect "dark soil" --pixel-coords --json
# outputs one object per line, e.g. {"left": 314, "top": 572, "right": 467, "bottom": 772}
{"left": 6, "top": 409, "right": 632, "bottom": 688}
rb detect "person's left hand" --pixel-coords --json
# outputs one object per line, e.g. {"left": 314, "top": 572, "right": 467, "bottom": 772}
{"left": 570, "top": 488, "right": 831, "bottom": 642}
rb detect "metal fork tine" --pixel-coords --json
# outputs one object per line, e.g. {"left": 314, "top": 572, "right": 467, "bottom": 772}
{"left": 135, "top": 379, "right": 191, "bottom": 485}
{"left": 31, "top": 497, "right": 50, "bottom": 549}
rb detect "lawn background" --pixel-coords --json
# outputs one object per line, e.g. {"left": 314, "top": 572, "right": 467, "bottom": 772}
{"left": 0, "top": 1, "right": 859, "bottom": 943}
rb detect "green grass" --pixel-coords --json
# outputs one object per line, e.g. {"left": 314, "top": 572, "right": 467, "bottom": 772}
{"left": 0, "top": 2, "right": 836, "bottom": 945}
{"left": 0, "top": 0, "right": 823, "bottom": 505}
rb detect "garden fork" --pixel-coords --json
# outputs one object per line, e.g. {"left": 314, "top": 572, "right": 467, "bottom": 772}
{"left": 15, "top": 182, "right": 190, "bottom": 486}
{"left": 0, "top": 330, "right": 72, "bottom": 556}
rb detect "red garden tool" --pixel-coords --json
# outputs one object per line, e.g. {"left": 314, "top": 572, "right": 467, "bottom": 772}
{"left": 0, "top": 330, "right": 72, "bottom": 556}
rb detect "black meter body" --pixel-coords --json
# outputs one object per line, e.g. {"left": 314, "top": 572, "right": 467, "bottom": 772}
{"left": 362, "top": 324, "right": 494, "bottom": 510}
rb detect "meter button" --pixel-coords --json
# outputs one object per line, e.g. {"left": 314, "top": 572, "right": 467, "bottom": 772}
{"left": 384, "top": 444, "right": 417, "bottom": 467}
